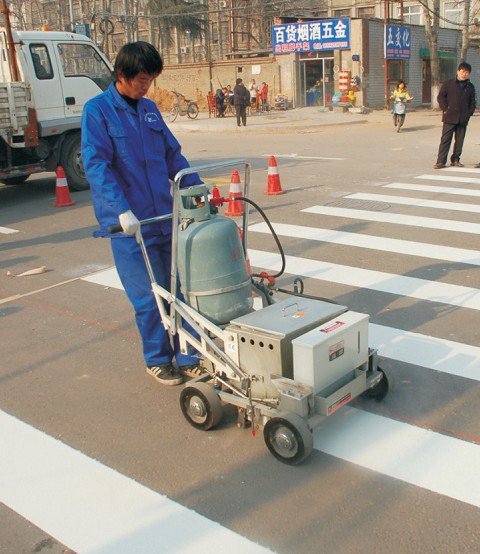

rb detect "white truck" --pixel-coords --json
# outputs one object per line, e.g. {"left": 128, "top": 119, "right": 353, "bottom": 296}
{"left": 0, "top": 28, "right": 113, "bottom": 190}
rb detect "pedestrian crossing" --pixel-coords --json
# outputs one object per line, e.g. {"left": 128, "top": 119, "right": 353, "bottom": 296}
{"left": 2, "top": 165, "right": 475, "bottom": 551}
{"left": 0, "top": 225, "right": 18, "bottom": 234}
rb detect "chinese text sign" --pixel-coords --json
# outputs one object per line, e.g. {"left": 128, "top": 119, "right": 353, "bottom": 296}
{"left": 272, "top": 19, "right": 350, "bottom": 54}
{"left": 384, "top": 24, "right": 411, "bottom": 59}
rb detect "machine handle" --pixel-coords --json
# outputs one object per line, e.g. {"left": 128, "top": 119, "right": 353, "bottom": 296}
{"left": 281, "top": 303, "right": 299, "bottom": 317}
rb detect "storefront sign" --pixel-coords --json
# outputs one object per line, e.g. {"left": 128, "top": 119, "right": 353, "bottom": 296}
{"left": 384, "top": 24, "right": 411, "bottom": 59}
{"left": 272, "top": 19, "right": 350, "bottom": 54}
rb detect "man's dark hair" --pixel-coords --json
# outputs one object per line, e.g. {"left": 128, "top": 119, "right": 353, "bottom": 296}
{"left": 236, "top": 78, "right": 243, "bottom": 85}
{"left": 458, "top": 62, "right": 472, "bottom": 73}
{"left": 114, "top": 41, "right": 163, "bottom": 80}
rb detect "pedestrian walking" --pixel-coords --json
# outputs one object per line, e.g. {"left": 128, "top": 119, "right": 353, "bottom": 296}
{"left": 81, "top": 41, "right": 202, "bottom": 386}
{"left": 259, "top": 81, "right": 269, "bottom": 111}
{"left": 434, "top": 62, "right": 476, "bottom": 169}
{"left": 234, "top": 78, "right": 250, "bottom": 127}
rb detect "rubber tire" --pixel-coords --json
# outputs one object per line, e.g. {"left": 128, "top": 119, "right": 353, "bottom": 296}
{"left": 264, "top": 413, "right": 313, "bottom": 465}
{"left": 187, "top": 103, "right": 199, "bottom": 119}
{"left": 362, "top": 365, "right": 394, "bottom": 401}
{"left": 180, "top": 382, "right": 223, "bottom": 430}
{"left": 1, "top": 174, "right": 30, "bottom": 186}
{"left": 168, "top": 106, "right": 179, "bottom": 123}
{"left": 60, "top": 132, "right": 89, "bottom": 191}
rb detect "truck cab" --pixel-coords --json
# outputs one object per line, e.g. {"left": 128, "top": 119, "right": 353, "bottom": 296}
{"left": 0, "top": 29, "right": 113, "bottom": 189}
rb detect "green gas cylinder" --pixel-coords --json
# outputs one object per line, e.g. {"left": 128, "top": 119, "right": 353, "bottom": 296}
{"left": 177, "top": 185, "right": 253, "bottom": 326}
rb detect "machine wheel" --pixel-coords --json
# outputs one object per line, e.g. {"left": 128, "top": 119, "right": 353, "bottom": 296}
{"left": 168, "top": 106, "right": 179, "bottom": 123}
{"left": 60, "top": 132, "right": 89, "bottom": 191}
{"left": 187, "top": 103, "right": 199, "bottom": 119}
{"left": 264, "top": 413, "right": 313, "bottom": 465}
{"left": 180, "top": 382, "right": 223, "bottom": 430}
{"left": 1, "top": 174, "right": 30, "bottom": 186}
{"left": 362, "top": 365, "right": 394, "bottom": 401}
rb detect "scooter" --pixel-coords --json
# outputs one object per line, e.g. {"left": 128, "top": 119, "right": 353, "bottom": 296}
{"left": 392, "top": 97, "right": 407, "bottom": 132}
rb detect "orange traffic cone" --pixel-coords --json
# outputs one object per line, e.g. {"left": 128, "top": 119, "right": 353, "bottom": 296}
{"left": 237, "top": 226, "right": 252, "bottom": 275}
{"left": 225, "top": 170, "right": 243, "bottom": 216}
{"left": 53, "top": 166, "right": 74, "bottom": 207}
{"left": 264, "top": 155, "right": 284, "bottom": 195}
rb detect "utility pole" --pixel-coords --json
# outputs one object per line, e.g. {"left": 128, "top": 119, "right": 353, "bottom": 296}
{"left": 384, "top": 0, "right": 390, "bottom": 109}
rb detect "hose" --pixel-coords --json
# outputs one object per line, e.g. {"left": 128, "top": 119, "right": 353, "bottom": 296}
{"left": 236, "top": 197, "right": 342, "bottom": 306}
{"left": 237, "top": 196, "right": 286, "bottom": 279}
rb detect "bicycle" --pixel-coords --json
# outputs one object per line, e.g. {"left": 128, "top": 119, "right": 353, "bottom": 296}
{"left": 168, "top": 91, "right": 199, "bottom": 122}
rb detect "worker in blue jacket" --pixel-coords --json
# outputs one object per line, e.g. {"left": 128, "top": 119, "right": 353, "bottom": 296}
{"left": 81, "top": 41, "right": 201, "bottom": 386}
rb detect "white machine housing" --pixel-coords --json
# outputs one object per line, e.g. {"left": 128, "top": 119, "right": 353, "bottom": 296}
{"left": 292, "top": 311, "right": 369, "bottom": 394}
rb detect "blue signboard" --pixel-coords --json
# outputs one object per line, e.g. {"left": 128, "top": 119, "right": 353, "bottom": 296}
{"left": 384, "top": 24, "right": 411, "bottom": 59}
{"left": 272, "top": 19, "right": 350, "bottom": 54}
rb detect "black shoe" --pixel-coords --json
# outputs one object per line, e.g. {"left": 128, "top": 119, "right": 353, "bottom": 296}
{"left": 146, "top": 364, "right": 183, "bottom": 386}
{"left": 475, "top": 163, "right": 480, "bottom": 168}
{"left": 180, "top": 364, "right": 206, "bottom": 378}
{"left": 433, "top": 163, "right": 446, "bottom": 169}
{"left": 450, "top": 161, "right": 464, "bottom": 167}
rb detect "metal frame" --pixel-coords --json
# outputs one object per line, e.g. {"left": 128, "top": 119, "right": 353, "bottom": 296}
{"left": 133, "top": 161, "right": 387, "bottom": 443}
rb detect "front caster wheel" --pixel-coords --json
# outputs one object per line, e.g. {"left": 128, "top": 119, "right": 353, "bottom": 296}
{"left": 264, "top": 413, "right": 313, "bottom": 465}
{"left": 362, "top": 365, "right": 394, "bottom": 401}
{"left": 180, "top": 382, "right": 223, "bottom": 430}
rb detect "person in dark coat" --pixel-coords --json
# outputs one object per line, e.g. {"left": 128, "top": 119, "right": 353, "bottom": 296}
{"left": 434, "top": 62, "right": 476, "bottom": 169}
{"left": 233, "top": 78, "right": 250, "bottom": 127}
{"left": 215, "top": 88, "right": 226, "bottom": 117}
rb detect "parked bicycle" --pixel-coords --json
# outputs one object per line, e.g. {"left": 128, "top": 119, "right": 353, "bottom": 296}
{"left": 168, "top": 91, "right": 199, "bottom": 122}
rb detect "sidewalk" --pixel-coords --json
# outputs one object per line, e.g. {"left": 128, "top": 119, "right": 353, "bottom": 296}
{"left": 167, "top": 105, "right": 445, "bottom": 134}
{"left": 168, "top": 106, "right": 371, "bottom": 134}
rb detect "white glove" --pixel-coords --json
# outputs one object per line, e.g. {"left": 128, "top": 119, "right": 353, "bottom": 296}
{"left": 119, "top": 210, "right": 139, "bottom": 235}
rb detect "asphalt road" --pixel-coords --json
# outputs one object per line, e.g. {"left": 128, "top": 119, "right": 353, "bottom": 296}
{"left": 1, "top": 109, "right": 480, "bottom": 553}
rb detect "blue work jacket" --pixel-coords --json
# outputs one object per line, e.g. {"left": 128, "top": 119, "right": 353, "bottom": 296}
{"left": 81, "top": 83, "right": 200, "bottom": 237}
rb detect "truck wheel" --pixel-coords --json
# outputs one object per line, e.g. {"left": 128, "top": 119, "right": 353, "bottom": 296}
{"left": 1, "top": 174, "right": 30, "bottom": 186}
{"left": 60, "top": 133, "right": 89, "bottom": 191}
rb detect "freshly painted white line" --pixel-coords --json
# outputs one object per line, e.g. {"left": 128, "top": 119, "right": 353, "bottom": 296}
{"left": 417, "top": 174, "right": 480, "bottom": 184}
{"left": 249, "top": 222, "right": 480, "bottom": 265}
{"left": 0, "top": 409, "right": 271, "bottom": 554}
{"left": 313, "top": 407, "right": 480, "bottom": 508}
{"left": 384, "top": 182, "right": 480, "bottom": 198}
{"left": 0, "top": 225, "right": 18, "bottom": 234}
{"left": 303, "top": 205, "right": 480, "bottom": 234}
{"left": 439, "top": 167, "right": 480, "bottom": 173}
{"left": 248, "top": 249, "right": 480, "bottom": 311}
{"left": 83, "top": 267, "right": 123, "bottom": 289}
{"left": 369, "top": 324, "right": 480, "bottom": 381}
{"left": 347, "top": 192, "right": 480, "bottom": 214}
{"left": 262, "top": 153, "right": 345, "bottom": 161}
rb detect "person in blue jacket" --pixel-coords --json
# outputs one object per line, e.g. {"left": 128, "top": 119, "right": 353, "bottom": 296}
{"left": 81, "top": 41, "right": 201, "bottom": 386}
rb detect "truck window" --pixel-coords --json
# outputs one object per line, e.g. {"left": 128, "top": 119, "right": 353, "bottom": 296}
{"left": 29, "top": 44, "right": 53, "bottom": 80}
{"left": 57, "top": 43, "right": 113, "bottom": 91}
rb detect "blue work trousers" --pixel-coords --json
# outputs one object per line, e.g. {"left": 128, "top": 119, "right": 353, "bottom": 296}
{"left": 111, "top": 234, "right": 199, "bottom": 368}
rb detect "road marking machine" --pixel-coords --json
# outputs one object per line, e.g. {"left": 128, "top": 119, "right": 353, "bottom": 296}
{"left": 112, "top": 159, "right": 393, "bottom": 464}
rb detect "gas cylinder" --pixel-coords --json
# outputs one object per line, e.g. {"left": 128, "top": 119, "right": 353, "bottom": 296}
{"left": 177, "top": 185, "right": 253, "bottom": 326}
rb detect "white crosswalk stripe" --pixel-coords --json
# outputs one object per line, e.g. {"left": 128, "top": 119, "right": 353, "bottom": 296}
{"left": 249, "top": 221, "right": 480, "bottom": 265}
{"left": 417, "top": 173, "right": 480, "bottom": 184}
{"left": 303, "top": 205, "right": 480, "bottom": 234}
{"left": 248, "top": 249, "right": 480, "bottom": 311}
{"left": 346, "top": 192, "right": 480, "bottom": 214}
{"left": 384, "top": 182, "right": 480, "bottom": 197}
{"left": 0, "top": 226, "right": 18, "bottom": 234}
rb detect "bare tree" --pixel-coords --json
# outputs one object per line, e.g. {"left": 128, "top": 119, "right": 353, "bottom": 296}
{"left": 461, "top": 0, "right": 471, "bottom": 61}
{"left": 422, "top": 0, "right": 440, "bottom": 109}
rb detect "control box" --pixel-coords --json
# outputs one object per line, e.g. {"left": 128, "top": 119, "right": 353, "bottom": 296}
{"left": 292, "top": 311, "right": 369, "bottom": 394}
